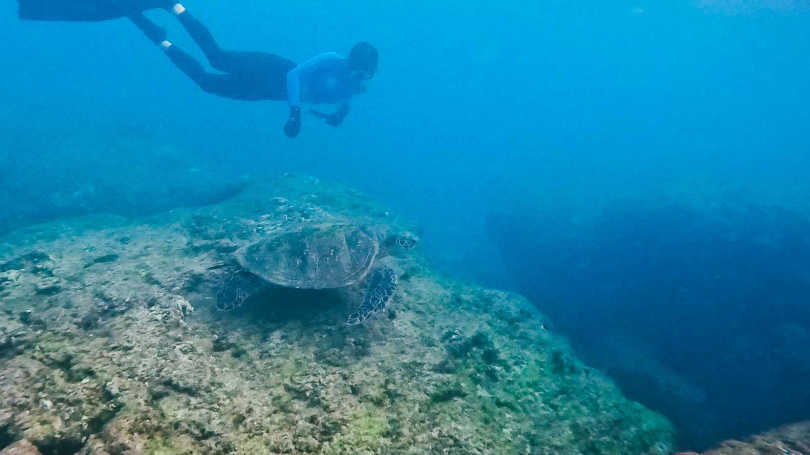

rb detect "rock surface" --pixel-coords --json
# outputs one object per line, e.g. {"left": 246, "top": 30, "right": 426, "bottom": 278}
{"left": 0, "top": 175, "right": 674, "bottom": 455}
{"left": 694, "top": 421, "right": 810, "bottom": 455}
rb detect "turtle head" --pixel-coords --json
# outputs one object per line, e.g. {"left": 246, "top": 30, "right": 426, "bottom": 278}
{"left": 383, "top": 232, "right": 420, "bottom": 255}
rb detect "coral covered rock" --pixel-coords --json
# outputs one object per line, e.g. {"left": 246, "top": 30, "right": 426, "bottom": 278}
{"left": 0, "top": 175, "right": 674, "bottom": 454}
{"left": 699, "top": 421, "right": 810, "bottom": 455}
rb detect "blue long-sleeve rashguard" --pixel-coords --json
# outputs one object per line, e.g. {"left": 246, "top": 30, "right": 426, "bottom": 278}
{"left": 286, "top": 52, "right": 367, "bottom": 109}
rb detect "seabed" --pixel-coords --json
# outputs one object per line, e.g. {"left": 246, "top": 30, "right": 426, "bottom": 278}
{"left": 0, "top": 175, "right": 673, "bottom": 455}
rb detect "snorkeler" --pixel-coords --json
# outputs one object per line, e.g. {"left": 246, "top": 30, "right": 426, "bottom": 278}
{"left": 16, "top": 0, "right": 377, "bottom": 138}
{"left": 130, "top": 4, "right": 377, "bottom": 138}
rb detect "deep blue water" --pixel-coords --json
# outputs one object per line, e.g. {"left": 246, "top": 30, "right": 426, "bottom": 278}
{"left": 487, "top": 198, "right": 810, "bottom": 449}
{"left": 2, "top": 0, "right": 810, "bottom": 450}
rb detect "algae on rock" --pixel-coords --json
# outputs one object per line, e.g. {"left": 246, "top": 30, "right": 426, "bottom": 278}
{"left": 0, "top": 175, "right": 674, "bottom": 455}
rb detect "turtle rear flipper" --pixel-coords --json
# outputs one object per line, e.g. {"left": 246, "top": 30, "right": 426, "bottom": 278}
{"left": 216, "top": 270, "right": 265, "bottom": 312}
{"left": 347, "top": 267, "right": 398, "bottom": 325}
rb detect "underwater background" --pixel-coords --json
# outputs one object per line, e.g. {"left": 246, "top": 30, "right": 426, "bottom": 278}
{"left": 2, "top": 0, "right": 810, "bottom": 452}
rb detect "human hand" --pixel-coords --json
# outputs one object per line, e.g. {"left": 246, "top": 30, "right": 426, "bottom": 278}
{"left": 310, "top": 109, "right": 345, "bottom": 127}
{"left": 284, "top": 106, "right": 301, "bottom": 138}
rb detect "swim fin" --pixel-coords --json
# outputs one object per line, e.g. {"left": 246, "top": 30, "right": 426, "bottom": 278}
{"left": 18, "top": 0, "right": 170, "bottom": 22}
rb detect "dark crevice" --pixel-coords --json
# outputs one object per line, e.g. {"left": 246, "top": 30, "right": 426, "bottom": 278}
{"left": 0, "top": 422, "right": 17, "bottom": 452}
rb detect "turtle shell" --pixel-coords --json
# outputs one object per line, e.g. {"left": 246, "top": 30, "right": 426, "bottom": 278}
{"left": 236, "top": 224, "right": 379, "bottom": 289}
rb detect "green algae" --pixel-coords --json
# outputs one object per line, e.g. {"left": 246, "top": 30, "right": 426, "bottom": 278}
{"left": 328, "top": 405, "right": 389, "bottom": 453}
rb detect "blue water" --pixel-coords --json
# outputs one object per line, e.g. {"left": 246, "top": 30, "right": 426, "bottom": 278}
{"left": 487, "top": 198, "right": 810, "bottom": 449}
{"left": 2, "top": 0, "right": 810, "bottom": 450}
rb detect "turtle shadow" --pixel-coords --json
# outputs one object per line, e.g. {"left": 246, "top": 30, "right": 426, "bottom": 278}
{"left": 208, "top": 280, "right": 389, "bottom": 364}
{"left": 237, "top": 284, "right": 347, "bottom": 324}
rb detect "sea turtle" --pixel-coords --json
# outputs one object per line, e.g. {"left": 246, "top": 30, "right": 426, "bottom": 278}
{"left": 215, "top": 222, "right": 419, "bottom": 325}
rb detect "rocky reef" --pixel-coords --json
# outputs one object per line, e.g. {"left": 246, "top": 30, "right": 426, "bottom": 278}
{"left": 678, "top": 421, "right": 810, "bottom": 455}
{"left": 0, "top": 175, "right": 673, "bottom": 455}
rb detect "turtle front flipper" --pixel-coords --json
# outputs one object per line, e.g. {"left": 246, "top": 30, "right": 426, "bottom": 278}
{"left": 347, "top": 266, "right": 398, "bottom": 325}
{"left": 216, "top": 269, "right": 266, "bottom": 312}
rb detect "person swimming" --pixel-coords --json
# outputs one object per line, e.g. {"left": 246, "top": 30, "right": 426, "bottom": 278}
{"left": 131, "top": 4, "right": 377, "bottom": 138}
{"left": 17, "top": 0, "right": 378, "bottom": 138}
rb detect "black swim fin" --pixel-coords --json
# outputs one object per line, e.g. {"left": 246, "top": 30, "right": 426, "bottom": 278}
{"left": 18, "top": 0, "right": 170, "bottom": 22}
